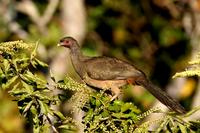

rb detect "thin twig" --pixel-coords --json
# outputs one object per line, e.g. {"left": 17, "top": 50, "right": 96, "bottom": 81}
{"left": 46, "top": 115, "right": 59, "bottom": 133}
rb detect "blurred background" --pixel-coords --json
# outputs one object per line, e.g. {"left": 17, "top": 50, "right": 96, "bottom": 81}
{"left": 1, "top": 0, "right": 200, "bottom": 132}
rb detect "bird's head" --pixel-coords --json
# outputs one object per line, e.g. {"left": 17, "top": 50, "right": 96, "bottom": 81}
{"left": 58, "top": 36, "right": 77, "bottom": 48}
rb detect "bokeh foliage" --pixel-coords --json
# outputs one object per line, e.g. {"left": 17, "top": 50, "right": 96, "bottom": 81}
{"left": 84, "top": 0, "right": 190, "bottom": 87}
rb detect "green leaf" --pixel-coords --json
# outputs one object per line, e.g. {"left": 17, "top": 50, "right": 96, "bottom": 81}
{"left": 101, "top": 110, "right": 109, "bottom": 118}
{"left": 9, "top": 82, "right": 30, "bottom": 97}
{"left": 23, "top": 101, "right": 33, "bottom": 115}
{"left": 2, "top": 75, "right": 18, "bottom": 90}
{"left": 53, "top": 111, "right": 66, "bottom": 120}
{"left": 112, "top": 112, "right": 122, "bottom": 119}
{"left": 58, "top": 124, "right": 77, "bottom": 131}
{"left": 34, "top": 58, "right": 48, "bottom": 68}
{"left": 38, "top": 100, "right": 48, "bottom": 115}
{"left": 31, "top": 58, "right": 48, "bottom": 68}
{"left": 178, "top": 123, "right": 187, "bottom": 133}
{"left": 108, "top": 101, "right": 122, "bottom": 112}
{"left": 40, "top": 124, "right": 51, "bottom": 133}
{"left": 13, "top": 57, "right": 30, "bottom": 70}
{"left": 31, "top": 105, "right": 38, "bottom": 116}
{"left": 18, "top": 93, "right": 31, "bottom": 102}
{"left": 113, "top": 100, "right": 124, "bottom": 105}
{"left": 8, "top": 82, "right": 20, "bottom": 92}
{"left": 121, "top": 103, "right": 132, "bottom": 112}
{"left": 31, "top": 59, "right": 38, "bottom": 68}
{"left": 20, "top": 74, "right": 34, "bottom": 85}
{"left": 34, "top": 92, "right": 52, "bottom": 102}
{"left": 95, "top": 99, "right": 102, "bottom": 107}
{"left": 9, "top": 85, "right": 29, "bottom": 97}
{"left": 21, "top": 71, "right": 47, "bottom": 89}
{"left": 21, "top": 81, "right": 34, "bottom": 94}
{"left": 121, "top": 103, "right": 140, "bottom": 114}
{"left": 3, "top": 59, "right": 10, "bottom": 72}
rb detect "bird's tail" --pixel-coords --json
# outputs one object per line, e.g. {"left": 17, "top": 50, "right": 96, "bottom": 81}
{"left": 137, "top": 79, "right": 186, "bottom": 114}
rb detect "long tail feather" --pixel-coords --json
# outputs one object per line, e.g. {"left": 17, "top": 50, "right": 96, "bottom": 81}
{"left": 138, "top": 80, "right": 186, "bottom": 114}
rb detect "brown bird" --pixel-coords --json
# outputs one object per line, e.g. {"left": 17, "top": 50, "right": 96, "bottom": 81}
{"left": 58, "top": 36, "right": 186, "bottom": 114}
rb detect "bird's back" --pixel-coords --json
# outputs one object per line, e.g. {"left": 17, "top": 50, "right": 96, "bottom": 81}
{"left": 83, "top": 56, "right": 144, "bottom": 80}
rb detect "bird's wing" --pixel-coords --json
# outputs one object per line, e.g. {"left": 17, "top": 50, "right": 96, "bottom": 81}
{"left": 83, "top": 57, "right": 144, "bottom": 80}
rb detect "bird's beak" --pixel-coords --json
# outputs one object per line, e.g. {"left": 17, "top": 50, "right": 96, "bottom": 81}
{"left": 57, "top": 43, "right": 61, "bottom": 46}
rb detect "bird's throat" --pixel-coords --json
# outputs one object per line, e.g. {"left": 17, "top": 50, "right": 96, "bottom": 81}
{"left": 70, "top": 48, "right": 86, "bottom": 78}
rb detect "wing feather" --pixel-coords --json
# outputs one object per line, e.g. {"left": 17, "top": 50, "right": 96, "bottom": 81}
{"left": 83, "top": 57, "right": 143, "bottom": 80}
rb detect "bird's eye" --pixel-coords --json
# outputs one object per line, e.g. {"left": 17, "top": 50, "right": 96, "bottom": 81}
{"left": 64, "top": 40, "right": 69, "bottom": 43}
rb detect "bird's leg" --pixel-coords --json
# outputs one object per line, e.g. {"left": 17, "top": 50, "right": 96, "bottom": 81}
{"left": 83, "top": 74, "right": 125, "bottom": 101}
{"left": 110, "top": 86, "right": 121, "bottom": 101}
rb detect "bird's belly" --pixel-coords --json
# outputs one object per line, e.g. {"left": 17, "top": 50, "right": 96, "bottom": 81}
{"left": 83, "top": 77, "right": 127, "bottom": 90}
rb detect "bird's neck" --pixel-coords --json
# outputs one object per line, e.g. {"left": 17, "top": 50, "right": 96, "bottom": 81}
{"left": 70, "top": 46, "right": 86, "bottom": 78}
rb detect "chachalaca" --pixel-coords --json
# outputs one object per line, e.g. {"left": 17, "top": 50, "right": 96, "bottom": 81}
{"left": 58, "top": 36, "right": 186, "bottom": 114}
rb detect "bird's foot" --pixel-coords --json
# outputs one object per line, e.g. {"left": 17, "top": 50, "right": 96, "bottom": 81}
{"left": 110, "top": 87, "right": 121, "bottom": 101}
{"left": 110, "top": 94, "right": 118, "bottom": 101}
